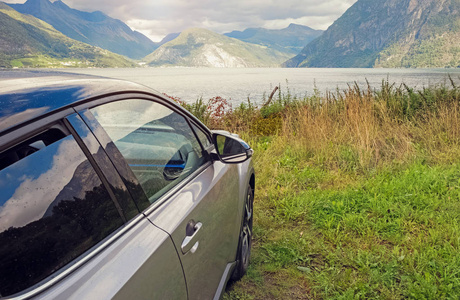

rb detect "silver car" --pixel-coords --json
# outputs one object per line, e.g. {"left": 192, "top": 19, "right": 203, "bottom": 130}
{"left": 0, "top": 70, "right": 254, "bottom": 299}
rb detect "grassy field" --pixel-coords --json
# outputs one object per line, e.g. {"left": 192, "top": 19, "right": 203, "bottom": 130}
{"left": 171, "top": 78, "right": 460, "bottom": 299}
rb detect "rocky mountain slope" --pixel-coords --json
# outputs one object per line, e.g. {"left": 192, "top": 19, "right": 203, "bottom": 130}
{"left": 8, "top": 0, "right": 156, "bottom": 59}
{"left": 144, "top": 28, "right": 293, "bottom": 67}
{"left": 225, "top": 23, "right": 323, "bottom": 55}
{"left": 0, "top": 2, "right": 134, "bottom": 68}
{"left": 284, "top": 0, "right": 460, "bottom": 68}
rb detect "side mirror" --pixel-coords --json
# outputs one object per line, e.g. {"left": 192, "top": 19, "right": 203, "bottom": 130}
{"left": 212, "top": 132, "right": 253, "bottom": 164}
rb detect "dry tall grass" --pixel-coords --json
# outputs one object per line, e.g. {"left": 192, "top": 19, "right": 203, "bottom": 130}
{"left": 213, "top": 80, "right": 460, "bottom": 172}
{"left": 169, "top": 79, "right": 460, "bottom": 172}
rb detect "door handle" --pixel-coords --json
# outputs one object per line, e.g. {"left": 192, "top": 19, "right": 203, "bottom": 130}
{"left": 181, "top": 222, "right": 202, "bottom": 254}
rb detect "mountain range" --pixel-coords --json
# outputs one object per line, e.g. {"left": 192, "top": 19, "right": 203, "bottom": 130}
{"left": 285, "top": 0, "right": 460, "bottom": 68}
{"left": 144, "top": 28, "right": 293, "bottom": 67}
{"left": 1, "top": 0, "right": 458, "bottom": 68}
{"left": 8, "top": 0, "right": 157, "bottom": 59}
{"left": 224, "top": 24, "right": 323, "bottom": 55}
{"left": 0, "top": 2, "right": 134, "bottom": 68}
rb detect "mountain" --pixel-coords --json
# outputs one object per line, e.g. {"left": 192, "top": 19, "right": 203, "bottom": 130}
{"left": 8, "top": 0, "right": 156, "bottom": 59}
{"left": 225, "top": 23, "right": 323, "bottom": 54}
{"left": 0, "top": 2, "right": 134, "bottom": 68}
{"left": 144, "top": 28, "right": 293, "bottom": 67}
{"left": 284, "top": 0, "right": 460, "bottom": 68}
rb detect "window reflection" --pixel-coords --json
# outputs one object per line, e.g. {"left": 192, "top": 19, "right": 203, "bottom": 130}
{"left": 0, "top": 135, "right": 123, "bottom": 296}
{"left": 90, "top": 100, "right": 208, "bottom": 203}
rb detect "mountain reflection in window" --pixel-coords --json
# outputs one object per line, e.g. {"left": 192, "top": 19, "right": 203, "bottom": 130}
{"left": 0, "top": 135, "right": 124, "bottom": 297}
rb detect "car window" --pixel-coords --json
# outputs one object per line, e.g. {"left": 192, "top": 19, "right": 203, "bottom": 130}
{"left": 191, "top": 122, "right": 212, "bottom": 149}
{"left": 90, "top": 99, "right": 208, "bottom": 204}
{"left": 0, "top": 130, "right": 124, "bottom": 297}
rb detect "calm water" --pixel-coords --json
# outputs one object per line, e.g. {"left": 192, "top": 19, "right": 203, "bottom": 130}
{"left": 63, "top": 68, "right": 460, "bottom": 105}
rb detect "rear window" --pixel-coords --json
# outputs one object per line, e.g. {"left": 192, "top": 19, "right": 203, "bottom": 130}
{"left": 0, "top": 129, "right": 124, "bottom": 297}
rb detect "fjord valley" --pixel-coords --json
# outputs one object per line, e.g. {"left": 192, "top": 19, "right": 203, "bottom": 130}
{"left": 1, "top": 0, "right": 459, "bottom": 68}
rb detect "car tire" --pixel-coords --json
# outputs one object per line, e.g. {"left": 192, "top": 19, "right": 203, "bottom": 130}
{"left": 232, "top": 185, "right": 254, "bottom": 281}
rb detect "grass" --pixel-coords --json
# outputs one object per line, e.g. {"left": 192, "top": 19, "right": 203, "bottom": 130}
{"left": 168, "top": 78, "right": 460, "bottom": 299}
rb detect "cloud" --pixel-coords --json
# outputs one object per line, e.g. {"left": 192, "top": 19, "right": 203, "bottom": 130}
{"left": 3, "top": 0, "right": 357, "bottom": 41}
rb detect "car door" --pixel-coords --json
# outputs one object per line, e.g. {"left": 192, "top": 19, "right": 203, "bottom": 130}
{"left": 83, "top": 96, "right": 243, "bottom": 299}
{"left": 61, "top": 113, "right": 188, "bottom": 300}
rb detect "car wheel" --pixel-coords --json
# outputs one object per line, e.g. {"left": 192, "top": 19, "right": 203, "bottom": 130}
{"left": 232, "top": 185, "right": 254, "bottom": 281}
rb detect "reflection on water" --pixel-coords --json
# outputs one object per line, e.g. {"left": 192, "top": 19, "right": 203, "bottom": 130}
{"left": 61, "top": 68, "right": 460, "bottom": 105}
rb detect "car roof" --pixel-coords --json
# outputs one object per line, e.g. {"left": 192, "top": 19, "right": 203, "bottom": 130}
{"left": 0, "top": 70, "right": 157, "bottom": 135}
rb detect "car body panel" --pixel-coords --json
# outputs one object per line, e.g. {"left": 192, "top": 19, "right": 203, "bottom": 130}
{"left": 33, "top": 216, "right": 187, "bottom": 300}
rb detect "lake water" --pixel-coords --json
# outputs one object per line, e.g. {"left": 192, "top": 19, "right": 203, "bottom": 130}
{"left": 63, "top": 68, "right": 460, "bottom": 105}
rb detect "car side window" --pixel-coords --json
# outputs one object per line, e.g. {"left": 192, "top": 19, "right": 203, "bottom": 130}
{"left": 90, "top": 99, "right": 208, "bottom": 204}
{"left": 191, "top": 122, "right": 212, "bottom": 150}
{"left": 0, "top": 129, "right": 124, "bottom": 297}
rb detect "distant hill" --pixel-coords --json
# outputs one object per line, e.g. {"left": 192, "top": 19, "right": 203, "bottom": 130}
{"left": 284, "top": 0, "right": 460, "bottom": 68}
{"left": 8, "top": 0, "right": 156, "bottom": 59}
{"left": 144, "top": 28, "right": 293, "bottom": 67}
{"left": 0, "top": 2, "right": 134, "bottom": 68}
{"left": 225, "top": 23, "right": 323, "bottom": 54}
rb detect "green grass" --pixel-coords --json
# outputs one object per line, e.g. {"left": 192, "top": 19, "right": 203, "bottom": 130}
{"left": 224, "top": 156, "right": 460, "bottom": 299}
{"left": 169, "top": 80, "right": 460, "bottom": 299}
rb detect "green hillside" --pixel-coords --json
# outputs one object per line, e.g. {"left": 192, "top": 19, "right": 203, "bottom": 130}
{"left": 0, "top": 2, "right": 134, "bottom": 68}
{"left": 144, "top": 28, "right": 293, "bottom": 67}
{"left": 8, "top": 0, "right": 157, "bottom": 59}
{"left": 284, "top": 0, "right": 460, "bottom": 68}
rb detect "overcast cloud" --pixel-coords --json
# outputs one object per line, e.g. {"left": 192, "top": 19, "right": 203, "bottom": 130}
{"left": 3, "top": 0, "right": 357, "bottom": 41}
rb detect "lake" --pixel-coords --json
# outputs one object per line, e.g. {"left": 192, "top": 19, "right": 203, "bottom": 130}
{"left": 63, "top": 68, "right": 460, "bottom": 105}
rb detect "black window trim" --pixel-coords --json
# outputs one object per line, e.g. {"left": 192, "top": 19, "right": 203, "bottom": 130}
{"left": 77, "top": 108, "right": 151, "bottom": 213}
{"left": 188, "top": 119, "right": 215, "bottom": 154}
{"left": 63, "top": 115, "right": 128, "bottom": 223}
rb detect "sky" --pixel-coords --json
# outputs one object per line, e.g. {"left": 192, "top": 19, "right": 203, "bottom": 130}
{"left": 3, "top": 0, "right": 357, "bottom": 42}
